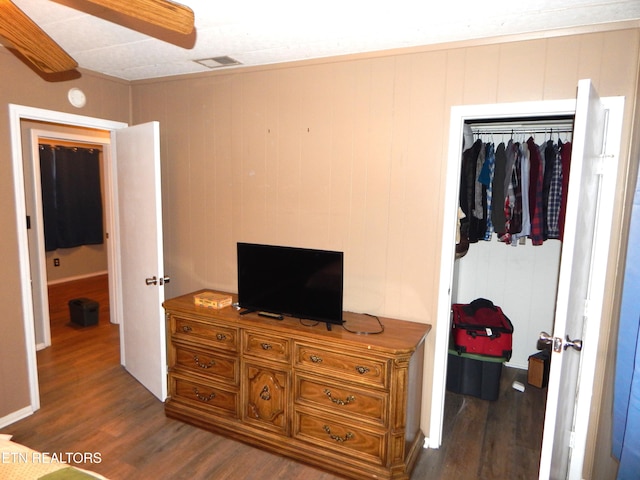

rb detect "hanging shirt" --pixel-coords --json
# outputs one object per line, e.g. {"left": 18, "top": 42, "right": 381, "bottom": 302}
{"left": 509, "top": 142, "right": 523, "bottom": 238}
{"left": 473, "top": 144, "right": 486, "bottom": 220}
{"left": 479, "top": 142, "right": 495, "bottom": 240}
{"left": 460, "top": 139, "right": 484, "bottom": 243}
{"left": 500, "top": 140, "right": 517, "bottom": 244}
{"left": 528, "top": 137, "right": 546, "bottom": 245}
{"left": 547, "top": 142, "right": 563, "bottom": 239}
{"left": 513, "top": 141, "right": 531, "bottom": 244}
{"left": 543, "top": 140, "right": 557, "bottom": 240}
{"left": 492, "top": 142, "right": 507, "bottom": 235}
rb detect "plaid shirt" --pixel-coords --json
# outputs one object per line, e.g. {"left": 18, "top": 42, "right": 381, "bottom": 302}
{"left": 547, "top": 143, "right": 563, "bottom": 239}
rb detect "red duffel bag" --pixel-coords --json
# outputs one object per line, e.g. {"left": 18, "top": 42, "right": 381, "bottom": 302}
{"left": 451, "top": 299, "right": 513, "bottom": 360}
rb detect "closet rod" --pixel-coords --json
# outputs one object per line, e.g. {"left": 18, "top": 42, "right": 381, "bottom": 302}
{"left": 472, "top": 127, "right": 573, "bottom": 135}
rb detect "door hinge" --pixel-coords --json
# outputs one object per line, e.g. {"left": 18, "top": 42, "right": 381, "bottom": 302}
{"left": 26, "top": 215, "right": 31, "bottom": 229}
{"left": 594, "top": 109, "right": 611, "bottom": 176}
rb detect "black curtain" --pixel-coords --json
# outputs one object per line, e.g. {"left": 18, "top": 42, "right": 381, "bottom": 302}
{"left": 39, "top": 145, "right": 104, "bottom": 251}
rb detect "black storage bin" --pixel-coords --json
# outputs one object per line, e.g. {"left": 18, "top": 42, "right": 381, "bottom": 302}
{"left": 446, "top": 350, "right": 505, "bottom": 400}
{"left": 68, "top": 298, "right": 99, "bottom": 326}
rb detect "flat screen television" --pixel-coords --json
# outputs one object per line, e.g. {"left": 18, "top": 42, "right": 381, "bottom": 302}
{"left": 237, "top": 242, "right": 344, "bottom": 326}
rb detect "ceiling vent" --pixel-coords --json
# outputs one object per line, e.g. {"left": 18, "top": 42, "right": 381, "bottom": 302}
{"left": 194, "top": 56, "right": 242, "bottom": 68}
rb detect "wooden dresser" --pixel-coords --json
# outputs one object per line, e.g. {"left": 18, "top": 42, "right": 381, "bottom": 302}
{"left": 163, "top": 290, "right": 431, "bottom": 480}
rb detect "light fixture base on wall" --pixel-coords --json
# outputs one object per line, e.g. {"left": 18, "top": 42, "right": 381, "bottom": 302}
{"left": 67, "top": 88, "right": 86, "bottom": 108}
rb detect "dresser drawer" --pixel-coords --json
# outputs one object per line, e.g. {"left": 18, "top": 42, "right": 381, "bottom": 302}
{"left": 294, "top": 411, "right": 386, "bottom": 465}
{"left": 295, "top": 374, "right": 387, "bottom": 426}
{"left": 172, "top": 315, "right": 238, "bottom": 352}
{"left": 169, "top": 372, "right": 238, "bottom": 418}
{"left": 173, "top": 343, "right": 238, "bottom": 385}
{"left": 295, "top": 344, "right": 388, "bottom": 389}
{"left": 243, "top": 330, "right": 291, "bottom": 363}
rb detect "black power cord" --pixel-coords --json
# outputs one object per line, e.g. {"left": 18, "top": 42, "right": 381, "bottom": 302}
{"left": 341, "top": 313, "right": 385, "bottom": 335}
{"left": 298, "top": 313, "right": 385, "bottom": 335}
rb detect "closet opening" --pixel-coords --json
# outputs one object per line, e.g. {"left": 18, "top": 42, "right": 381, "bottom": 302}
{"left": 454, "top": 114, "right": 575, "bottom": 370}
{"left": 444, "top": 113, "right": 576, "bottom": 472}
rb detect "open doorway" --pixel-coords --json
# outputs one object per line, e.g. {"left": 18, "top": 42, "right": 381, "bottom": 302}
{"left": 23, "top": 123, "right": 112, "bottom": 350}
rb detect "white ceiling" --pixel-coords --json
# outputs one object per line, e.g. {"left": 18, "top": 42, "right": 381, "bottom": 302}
{"left": 8, "top": 0, "right": 640, "bottom": 81}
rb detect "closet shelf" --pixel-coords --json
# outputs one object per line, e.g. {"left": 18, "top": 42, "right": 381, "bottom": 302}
{"left": 467, "top": 117, "right": 574, "bottom": 136}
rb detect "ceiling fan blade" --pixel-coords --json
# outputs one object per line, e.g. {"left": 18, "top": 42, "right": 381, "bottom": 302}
{"left": 84, "top": 0, "right": 195, "bottom": 35}
{"left": 0, "top": 0, "right": 77, "bottom": 73}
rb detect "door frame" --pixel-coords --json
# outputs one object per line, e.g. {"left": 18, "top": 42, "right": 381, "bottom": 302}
{"left": 429, "top": 91, "right": 623, "bottom": 455}
{"left": 9, "top": 104, "right": 127, "bottom": 413}
{"left": 430, "top": 96, "right": 577, "bottom": 447}
{"left": 428, "top": 89, "right": 624, "bottom": 476}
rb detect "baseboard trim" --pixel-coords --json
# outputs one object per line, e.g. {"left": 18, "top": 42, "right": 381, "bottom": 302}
{"left": 505, "top": 361, "right": 528, "bottom": 370}
{"left": 0, "top": 406, "right": 34, "bottom": 429}
{"left": 424, "top": 436, "right": 439, "bottom": 449}
{"left": 47, "top": 271, "right": 108, "bottom": 286}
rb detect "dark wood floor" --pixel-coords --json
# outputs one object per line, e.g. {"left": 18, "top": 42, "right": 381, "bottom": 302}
{"left": 418, "top": 366, "right": 546, "bottom": 479}
{"left": 0, "top": 274, "right": 545, "bottom": 479}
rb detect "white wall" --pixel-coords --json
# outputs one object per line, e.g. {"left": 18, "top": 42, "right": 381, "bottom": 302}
{"left": 453, "top": 237, "right": 561, "bottom": 369}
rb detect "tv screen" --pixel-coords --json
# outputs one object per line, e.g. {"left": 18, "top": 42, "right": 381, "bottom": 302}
{"left": 237, "top": 243, "right": 344, "bottom": 325}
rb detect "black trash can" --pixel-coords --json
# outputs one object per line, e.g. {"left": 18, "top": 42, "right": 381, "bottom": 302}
{"left": 68, "top": 298, "right": 99, "bottom": 326}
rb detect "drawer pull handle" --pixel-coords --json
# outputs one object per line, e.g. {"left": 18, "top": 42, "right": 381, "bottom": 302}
{"left": 322, "top": 425, "right": 353, "bottom": 443}
{"left": 193, "top": 387, "right": 216, "bottom": 402}
{"left": 355, "top": 365, "right": 370, "bottom": 375}
{"left": 260, "top": 385, "right": 271, "bottom": 401}
{"left": 193, "top": 355, "right": 215, "bottom": 369}
{"left": 216, "top": 333, "right": 227, "bottom": 341}
{"left": 323, "top": 389, "right": 355, "bottom": 406}
{"left": 182, "top": 325, "right": 192, "bottom": 333}
{"left": 310, "top": 355, "right": 323, "bottom": 363}
{"left": 261, "top": 343, "right": 272, "bottom": 350}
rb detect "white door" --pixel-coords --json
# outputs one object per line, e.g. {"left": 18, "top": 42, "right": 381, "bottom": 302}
{"left": 114, "top": 121, "right": 168, "bottom": 401}
{"left": 538, "top": 80, "right": 623, "bottom": 479}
